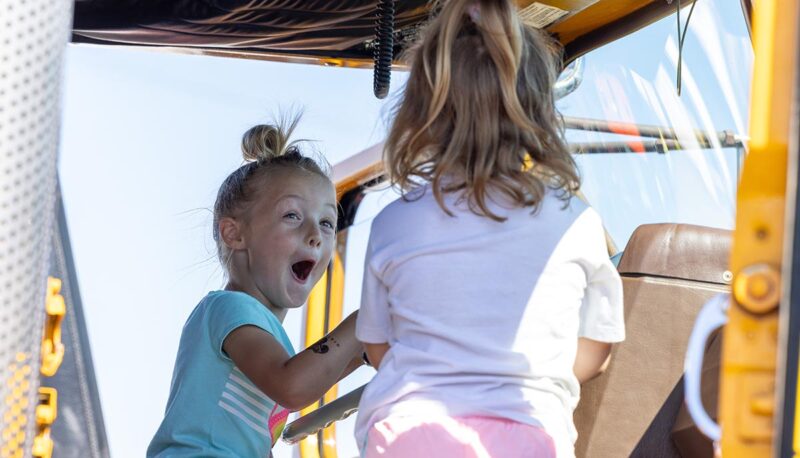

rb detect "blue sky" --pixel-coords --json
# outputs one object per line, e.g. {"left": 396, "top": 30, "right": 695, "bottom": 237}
{"left": 57, "top": 2, "right": 750, "bottom": 456}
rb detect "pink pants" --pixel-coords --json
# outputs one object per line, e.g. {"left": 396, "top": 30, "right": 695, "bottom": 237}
{"left": 363, "top": 416, "right": 557, "bottom": 458}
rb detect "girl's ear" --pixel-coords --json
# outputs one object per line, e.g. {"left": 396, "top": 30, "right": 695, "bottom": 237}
{"left": 219, "top": 217, "right": 246, "bottom": 250}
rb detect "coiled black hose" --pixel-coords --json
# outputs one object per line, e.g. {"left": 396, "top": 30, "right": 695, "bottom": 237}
{"left": 373, "top": 0, "right": 395, "bottom": 99}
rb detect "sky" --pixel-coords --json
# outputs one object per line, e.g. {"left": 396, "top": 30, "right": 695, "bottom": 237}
{"left": 57, "top": 1, "right": 751, "bottom": 456}
{"left": 58, "top": 46, "right": 404, "bottom": 457}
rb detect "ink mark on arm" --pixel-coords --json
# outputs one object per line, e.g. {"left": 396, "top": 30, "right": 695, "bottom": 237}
{"left": 311, "top": 336, "right": 341, "bottom": 354}
{"left": 312, "top": 337, "right": 329, "bottom": 354}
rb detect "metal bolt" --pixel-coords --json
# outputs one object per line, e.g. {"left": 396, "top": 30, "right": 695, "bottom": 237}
{"left": 733, "top": 264, "right": 781, "bottom": 314}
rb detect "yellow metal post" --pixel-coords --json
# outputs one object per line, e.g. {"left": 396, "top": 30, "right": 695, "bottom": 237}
{"left": 720, "top": 0, "right": 799, "bottom": 456}
{"left": 299, "top": 273, "right": 326, "bottom": 458}
{"left": 300, "top": 250, "right": 345, "bottom": 458}
{"left": 322, "top": 254, "right": 345, "bottom": 458}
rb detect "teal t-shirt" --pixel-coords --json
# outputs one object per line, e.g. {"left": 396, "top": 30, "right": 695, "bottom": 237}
{"left": 147, "top": 291, "right": 295, "bottom": 457}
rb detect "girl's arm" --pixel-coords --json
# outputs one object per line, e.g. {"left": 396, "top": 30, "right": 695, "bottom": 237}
{"left": 223, "top": 312, "right": 363, "bottom": 411}
{"left": 364, "top": 342, "right": 389, "bottom": 369}
{"left": 574, "top": 337, "right": 612, "bottom": 384}
{"left": 339, "top": 353, "right": 366, "bottom": 381}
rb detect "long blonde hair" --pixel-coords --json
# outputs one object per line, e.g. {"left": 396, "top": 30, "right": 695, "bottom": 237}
{"left": 385, "top": 0, "right": 579, "bottom": 221}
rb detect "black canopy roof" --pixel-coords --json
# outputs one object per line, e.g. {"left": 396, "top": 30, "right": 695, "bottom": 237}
{"left": 71, "top": 1, "right": 685, "bottom": 67}
{"left": 72, "top": 1, "right": 429, "bottom": 62}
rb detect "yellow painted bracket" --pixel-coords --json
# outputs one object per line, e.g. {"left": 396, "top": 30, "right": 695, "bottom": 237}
{"left": 31, "top": 387, "right": 57, "bottom": 458}
{"left": 40, "top": 277, "right": 65, "bottom": 377}
{"left": 719, "top": 0, "right": 799, "bottom": 456}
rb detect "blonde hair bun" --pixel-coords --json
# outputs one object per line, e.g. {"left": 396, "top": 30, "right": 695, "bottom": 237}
{"left": 241, "top": 115, "right": 301, "bottom": 162}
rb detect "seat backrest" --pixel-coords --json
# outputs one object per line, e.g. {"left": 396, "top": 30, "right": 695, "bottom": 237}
{"left": 573, "top": 223, "right": 731, "bottom": 458}
{"left": 672, "top": 328, "right": 722, "bottom": 457}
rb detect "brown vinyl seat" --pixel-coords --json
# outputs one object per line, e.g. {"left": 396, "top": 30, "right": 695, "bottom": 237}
{"left": 671, "top": 328, "right": 722, "bottom": 458}
{"left": 573, "top": 223, "right": 731, "bottom": 457}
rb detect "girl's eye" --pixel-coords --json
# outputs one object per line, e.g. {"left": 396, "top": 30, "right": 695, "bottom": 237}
{"left": 321, "top": 219, "right": 335, "bottom": 230}
{"left": 284, "top": 212, "right": 301, "bottom": 220}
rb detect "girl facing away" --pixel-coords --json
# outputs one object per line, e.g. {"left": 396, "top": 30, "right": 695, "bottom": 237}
{"left": 355, "top": 1, "right": 625, "bottom": 457}
{"left": 148, "top": 118, "right": 364, "bottom": 457}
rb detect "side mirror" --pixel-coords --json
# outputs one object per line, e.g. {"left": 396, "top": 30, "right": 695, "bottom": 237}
{"left": 554, "top": 57, "right": 585, "bottom": 100}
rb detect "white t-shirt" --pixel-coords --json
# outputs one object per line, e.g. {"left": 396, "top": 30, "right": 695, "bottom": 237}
{"left": 355, "top": 185, "right": 625, "bottom": 457}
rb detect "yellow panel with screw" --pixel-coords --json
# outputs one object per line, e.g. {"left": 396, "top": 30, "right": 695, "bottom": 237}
{"left": 721, "top": 0, "right": 799, "bottom": 456}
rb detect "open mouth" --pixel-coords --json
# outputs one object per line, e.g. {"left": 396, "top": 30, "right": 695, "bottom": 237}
{"left": 291, "top": 260, "right": 315, "bottom": 283}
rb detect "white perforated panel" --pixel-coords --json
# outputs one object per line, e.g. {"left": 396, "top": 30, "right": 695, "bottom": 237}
{"left": 0, "top": 0, "right": 72, "bottom": 456}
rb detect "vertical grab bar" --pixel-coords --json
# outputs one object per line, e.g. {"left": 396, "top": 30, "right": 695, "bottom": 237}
{"left": 684, "top": 293, "right": 730, "bottom": 442}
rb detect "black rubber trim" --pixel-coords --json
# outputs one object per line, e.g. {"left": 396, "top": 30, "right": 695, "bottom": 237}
{"left": 740, "top": 0, "right": 752, "bottom": 38}
{"left": 779, "top": 8, "right": 800, "bottom": 452}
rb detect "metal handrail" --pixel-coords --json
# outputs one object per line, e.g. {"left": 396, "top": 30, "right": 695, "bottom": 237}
{"left": 563, "top": 116, "right": 744, "bottom": 149}
{"left": 282, "top": 385, "right": 365, "bottom": 445}
{"left": 684, "top": 294, "right": 729, "bottom": 443}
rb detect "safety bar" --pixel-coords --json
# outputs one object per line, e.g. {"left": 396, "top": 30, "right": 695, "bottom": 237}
{"left": 571, "top": 139, "right": 677, "bottom": 154}
{"left": 570, "top": 137, "right": 745, "bottom": 154}
{"left": 563, "top": 117, "right": 743, "bottom": 149}
{"left": 282, "top": 385, "right": 365, "bottom": 445}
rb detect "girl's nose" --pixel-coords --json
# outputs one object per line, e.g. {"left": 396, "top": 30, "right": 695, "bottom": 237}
{"left": 307, "top": 225, "right": 322, "bottom": 248}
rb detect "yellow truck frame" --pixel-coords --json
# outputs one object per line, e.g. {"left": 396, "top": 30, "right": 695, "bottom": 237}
{"left": 721, "top": 0, "right": 799, "bottom": 455}
{"left": 3, "top": 0, "right": 798, "bottom": 457}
